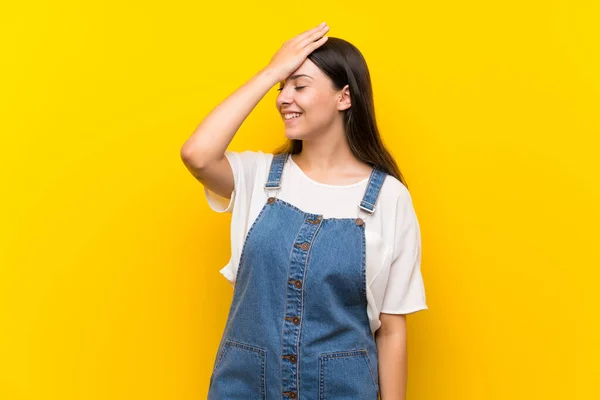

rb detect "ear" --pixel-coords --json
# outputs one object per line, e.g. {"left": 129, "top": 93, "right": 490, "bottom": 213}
{"left": 336, "top": 84, "right": 351, "bottom": 111}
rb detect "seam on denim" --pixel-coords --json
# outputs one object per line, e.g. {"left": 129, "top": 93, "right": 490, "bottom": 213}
{"left": 276, "top": 197, "right": 365, "bottom": 222}
{"left": 212, "top": 342, "right": 228, "bottom": 374}
{"left": 280, "top": 213, "right": 304, "bottom": 398}
{"left": 361, "top": 223, "right": 368, "bottom": 307}
{"left": 297, "top": 218, "right": 323, "bottom": 399}
{"left": 318, "top": 349, "right": 377, "bottom": 399}
{"left": 233, "top": 201, "right": 269, "bottom": 284}
{"left": 212, "top": 339, "right": 267, "bottom": 395}
{"left": 319, "top": 354, "right": 325, "bottom": 400}
{"left": 363, "top": 349, "right": 379, "bottom": 391}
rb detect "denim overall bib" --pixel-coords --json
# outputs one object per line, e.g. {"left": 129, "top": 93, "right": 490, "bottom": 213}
{"left": 208, "top": 152, "right": 387, "bottom": 399}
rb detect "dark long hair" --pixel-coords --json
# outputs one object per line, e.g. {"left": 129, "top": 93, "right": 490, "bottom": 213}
{"left": 272, "top": 36, "right": 409, "bottom": 189}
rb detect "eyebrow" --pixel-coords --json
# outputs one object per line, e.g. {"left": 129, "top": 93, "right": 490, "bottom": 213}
{"left": 289, "top": 74, "right": 313, "bottom": 80}
{"left": 280, "top": 74, "right": 313, "bottom": 85}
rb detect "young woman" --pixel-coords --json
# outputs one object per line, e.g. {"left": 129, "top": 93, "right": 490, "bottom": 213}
{"left": 181, "top": 22, "right": 427, "bottom": 400}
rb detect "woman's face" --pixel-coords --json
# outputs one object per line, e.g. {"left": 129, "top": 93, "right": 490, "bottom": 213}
{"left": 275, "top": 59, "right": 349, "bottom": 140}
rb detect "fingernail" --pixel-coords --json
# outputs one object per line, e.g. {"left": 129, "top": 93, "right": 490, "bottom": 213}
{"left": 320, "top": 21, "right": 326, "bottom": 26}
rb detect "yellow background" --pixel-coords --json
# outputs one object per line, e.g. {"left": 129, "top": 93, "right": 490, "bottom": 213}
{"left": 1, "top": 0, "right": 598, "bottom": 399}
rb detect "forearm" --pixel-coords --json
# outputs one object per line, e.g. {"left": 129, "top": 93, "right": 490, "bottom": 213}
{"left": 375, "top": 330, "right": 407, "bottom": 400}
{"left": 180, "top": 67, "right": 279, "bottom": 165}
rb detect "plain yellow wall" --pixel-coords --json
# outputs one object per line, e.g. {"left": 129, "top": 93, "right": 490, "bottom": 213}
{"left": 1, "top": 1, "right": 598, "bottom": 399}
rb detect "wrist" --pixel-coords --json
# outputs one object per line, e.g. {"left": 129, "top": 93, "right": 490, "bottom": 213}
{"left": 258, "top": 66, "right": 283, "bottom": 85}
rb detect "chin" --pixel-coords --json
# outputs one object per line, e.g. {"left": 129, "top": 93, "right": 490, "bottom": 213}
{"left": 284, "top": 130, "right": 306, "bottom": 140}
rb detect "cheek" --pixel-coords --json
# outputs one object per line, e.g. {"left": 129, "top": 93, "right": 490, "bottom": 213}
{"left": 299, "top": 91, "right": 334, "bottom": 113}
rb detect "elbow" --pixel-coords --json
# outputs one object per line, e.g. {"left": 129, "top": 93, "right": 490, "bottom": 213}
{"left": 180, "top": 141, "right": 207, "bottom": 169}
{"left": 180, "top": 143, "right": 194, "bottom": 162}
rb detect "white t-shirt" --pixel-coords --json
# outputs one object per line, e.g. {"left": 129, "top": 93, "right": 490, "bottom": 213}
{"left": 204, "top": 150, "right": 428, "bottom": 333}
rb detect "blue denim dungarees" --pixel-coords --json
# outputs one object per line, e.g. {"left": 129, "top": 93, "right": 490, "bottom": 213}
{"left": 208, "top": 152, "right": 387, "bottom": 399}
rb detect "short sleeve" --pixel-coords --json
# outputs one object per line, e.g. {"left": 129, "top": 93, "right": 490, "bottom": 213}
{"left": 202, "top": 150, "right": 265, "bottom": 287}
{"left": 203, "top": 150, "right": 261, "bottom": 214}
{"left": 380, "top": 188, "right": 428, "bottom": 314}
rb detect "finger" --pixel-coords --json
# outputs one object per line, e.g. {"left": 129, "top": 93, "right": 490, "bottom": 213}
{"left": 301, "top": 35, "right": 328, "bottom": 58}
{"left": 297, "top": 22, "right": 327, "bottom": 39}
{"left": 298, "top": 24, "right": 329, "bottom": 49}
{"left": 290, "top": 22, "right": 328, "bottom": 45}
{"left": 304, "top": 35, "right": 328, "bottom": 53}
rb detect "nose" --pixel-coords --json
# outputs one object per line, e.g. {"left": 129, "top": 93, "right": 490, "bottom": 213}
{"left": 276, "top": 85, "right": 295, "bottom": 109}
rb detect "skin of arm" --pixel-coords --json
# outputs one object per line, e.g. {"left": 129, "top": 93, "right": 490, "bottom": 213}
{"left": 180, "top": 67, "right": 280, "bottom": 166}
{"left": 375, "top": 313, "right": 408, "bottom": 400}
{"left": 180, "top": 23, "right": 329, "bottom": 167}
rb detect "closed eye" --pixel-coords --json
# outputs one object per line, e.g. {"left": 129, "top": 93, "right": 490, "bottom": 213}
{"left": 277, "top": 86, "right": 306, "bottom": 92}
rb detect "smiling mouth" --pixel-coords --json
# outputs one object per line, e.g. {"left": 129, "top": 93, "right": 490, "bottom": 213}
{"left": 283, "top": 113, "right": 302, "bottom": 121}
{"left": 284, "top": 113, "right": 303, "bottom": 123}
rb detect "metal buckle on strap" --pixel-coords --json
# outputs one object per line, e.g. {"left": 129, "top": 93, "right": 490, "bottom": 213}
{"left": 265, "top": 184, "right": 280, "bottom": 199}
{"left": 358, "top": 204, "right": 375, "bottom": 215}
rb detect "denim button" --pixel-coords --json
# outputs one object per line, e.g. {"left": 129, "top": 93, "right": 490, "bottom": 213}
{"left": 208, "top": 153, "right": 386, "bottom": 400}
{"left": 306, "top": 216, "right": 321, "bottom": 224}
{"left": 282, "top": 354, "right": 297, "bottom": 363}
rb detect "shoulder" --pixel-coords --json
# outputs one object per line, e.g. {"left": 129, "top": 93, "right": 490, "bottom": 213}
{"left": 379, "top": 173, "right": 413, "bottom": 208}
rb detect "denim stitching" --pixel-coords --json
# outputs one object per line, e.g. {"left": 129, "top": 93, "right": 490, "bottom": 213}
{"left": 233, "top": 201, "right": 269, "bottom": 285}
{"left": 212, "top": 342, "right": 228, "bottom": 374}
{"left": 360, "top": 223, "right": 368, "bottom": 306}
{"left": 296, "top": 217, "right": 323, "bottom": 399}
{"left": 319, "top": 354, "right": 325, "bottom": 400}
{"left": 220, "top": 339, "right": 267, "bottom": 399}
{"left": 274, "top": 198, "right": 363, "bottom": 222}
{"left": 280, "top": 212, "right": 304, "bottom": 398}
{"left": 245, "top": 152, "right": 386, "bottom": 399}
{"left": 318, "top": 349, "right": 379, "bottom": 396}
{"left": 363, "top": 350, "right": 380, "bottom": 392}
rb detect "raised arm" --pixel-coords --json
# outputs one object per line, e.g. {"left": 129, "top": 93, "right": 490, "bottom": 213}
{"left": 180, "top": 22, "right": 330, "bottom": 199}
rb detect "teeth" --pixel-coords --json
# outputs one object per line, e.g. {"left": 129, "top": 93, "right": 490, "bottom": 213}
{"left": 284, "top": 113, "right": 302, "bottom": 120}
